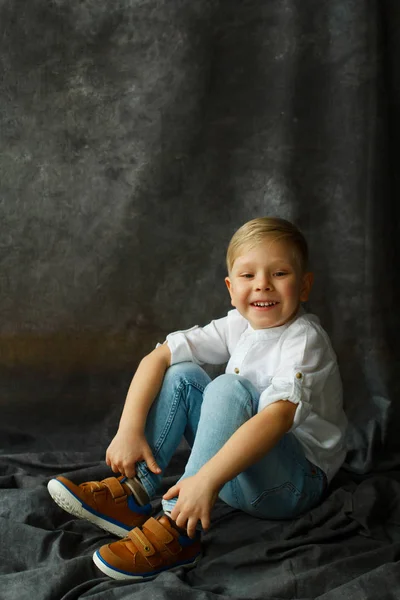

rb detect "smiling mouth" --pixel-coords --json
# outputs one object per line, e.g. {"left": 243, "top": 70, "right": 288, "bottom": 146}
{"left": 251, "top": 301, "right": 279, "bottom": 307}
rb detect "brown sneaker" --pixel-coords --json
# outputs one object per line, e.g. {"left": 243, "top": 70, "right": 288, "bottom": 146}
{"left": 93, "top": 515, "right": 201, "bottom": 580}
{"left": 47, "top": 475, "right": 152, "bottom": 537}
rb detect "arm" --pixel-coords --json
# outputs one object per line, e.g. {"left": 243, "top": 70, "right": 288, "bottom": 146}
{"left": 197, "top": 399, "right": 297, "bottom": 488}
{"left": 164, "top": 400, "right": 296, "bottom": 537}
{"left": 118, "top": 343, "right": 171, "bottom": 433}
{"left": 106, "top": 343, "right": 171, "bottom": 478}
{"left": 107, "top": 312, "right": 230, "bottom": 479}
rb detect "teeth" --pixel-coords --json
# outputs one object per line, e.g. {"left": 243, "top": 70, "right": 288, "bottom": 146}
{"left": 253, "top": 302, "right": 277, "bottom": 307}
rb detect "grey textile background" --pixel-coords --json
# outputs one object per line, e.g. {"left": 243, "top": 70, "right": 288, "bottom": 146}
{"left": 1, "top": 1, "right": 400, "bottom": 599}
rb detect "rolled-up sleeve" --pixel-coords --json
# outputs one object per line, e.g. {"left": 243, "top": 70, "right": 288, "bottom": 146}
{"left": 166, "top": 316, "right": 231, "bottom": 366}
{"left": 258, "top": 321, "right": 330, "bottom": 431}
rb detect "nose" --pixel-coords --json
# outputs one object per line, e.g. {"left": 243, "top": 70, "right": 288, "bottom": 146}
{"left": 255, "top": 273, "right": 273, "bottom": 291}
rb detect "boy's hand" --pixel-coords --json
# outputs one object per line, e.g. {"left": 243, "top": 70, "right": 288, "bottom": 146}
{"left": 106, "top": 429, "right": 161, "bottom": 479}
{"left": 163, "top": 475, "right": 219, "bottom": 538}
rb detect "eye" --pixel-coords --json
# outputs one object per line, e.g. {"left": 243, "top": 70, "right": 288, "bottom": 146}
{"left": 241, "top": 273, "right": 253, "bottom": 279}
{"left": 274, "top": 271, "right": 287, "bottom": 277}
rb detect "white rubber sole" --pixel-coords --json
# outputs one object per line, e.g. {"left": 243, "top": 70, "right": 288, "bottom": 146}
{"left": 47, "top": 478, "right": 130, "bottom": 538}
{"left": 93, "top": 549, "right": 201, "bottom": 580}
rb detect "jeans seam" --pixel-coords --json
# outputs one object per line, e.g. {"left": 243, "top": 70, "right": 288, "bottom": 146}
{"left": 137, "top": 381, "right": 187, "bottom": 498}
{"left": 139, "top": 374, "right": 207, "bottom": 498}
{"left": 224, "top": 382, "right": 254, "bottom": 509}
{"left": 136, "top": 463, "right": 155, "bottom": 498}
{"left": 232, "top": 379, "right": 255, "bottom": 418}
{"left": 251, "top": 481, "right": 302, "bottom": 508}
{"left": 153, "top": 376, "right": 205, "bottom": 457}
{"left": 152, "top": 382, "right": 183, "bottom": 457}
{"left": 231, "top": 477, "right": 240, "bottom": 507}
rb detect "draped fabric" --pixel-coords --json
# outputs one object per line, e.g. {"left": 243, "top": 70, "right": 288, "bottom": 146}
{"left": 1, "top": 1, "right": 400, "bottom": 598}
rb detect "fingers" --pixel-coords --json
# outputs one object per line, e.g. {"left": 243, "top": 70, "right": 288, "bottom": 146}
{"left": 163, "top": 484, "right": 179, "bottom": 501}
{"left": 143, "top": 447, "right": 162, "bottom": 474}
{"left": 105, "top": 455, "right": 119, "bottom": 474}
{"left": 186, "top": 517, "right": 198, "bottom": 539}
{"left": 173, "top": 512, "right": 198, "bottom": 539}
{"left": 172, "top": 506, "right": 210, "bottom": 538}
{"left": 169, "top": 501, "right": 205, "bottom": 539}
{"left": 105, "top": 453, "right": 136, "bottom": 478}
{"left": 200, "top": 515, "right": 210, "bottom": 532}
{"left": 122, "top": 464, "right": 137, "bottom": 478}
{"left": 114, "top": 464, "right": 136, "bottom": 478}
{"left": 105, "top": 440, "right": 160, "bottom": 478}
{"left": 174, "top": 511, "right": 186, "bottom": 530}
{"left": 170, "top": 503, "right": 179, "bottom": 522}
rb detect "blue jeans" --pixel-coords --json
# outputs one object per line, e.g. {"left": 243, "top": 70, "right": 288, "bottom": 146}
{"left": 136, "top": 363, "right": 327, "bottom": 520}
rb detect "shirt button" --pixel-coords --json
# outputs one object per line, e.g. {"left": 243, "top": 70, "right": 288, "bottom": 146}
{"left": 234, "top": 368, "right": 240, "bottom": 374}
{"left": 295, "top": 372, "right": 302, "bottom": 379}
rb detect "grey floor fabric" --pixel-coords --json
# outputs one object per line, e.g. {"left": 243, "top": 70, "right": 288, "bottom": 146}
{"left": 2, "top": 450, "right": 400, "bottom": 600}
{"left": 1, "top": 1, "right": 400, "bottom": 598}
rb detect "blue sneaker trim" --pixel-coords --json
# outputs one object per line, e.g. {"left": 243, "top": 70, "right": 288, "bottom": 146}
{"left": 120, "top": 477, "right": 152, "bottom": 516}
{"left": 95, "top": 549, "right": 201, "bottom": 578}
{"left": 178, "top": 534, "right": 200, "bottom": 547}
{"left": 57, "top": 480, "right": 152, "bottom": 530}
{"left": 127, "top": 494, "right": 153, "bottom": 515}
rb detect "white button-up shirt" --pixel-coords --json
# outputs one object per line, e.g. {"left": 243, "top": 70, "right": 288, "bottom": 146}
{"left": 165, "top": 307, "right": 347, "bottom": 483}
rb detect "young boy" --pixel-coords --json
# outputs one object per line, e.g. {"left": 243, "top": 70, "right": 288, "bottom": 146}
{"left": 48, "top": 217, "right": 347, "bottom": 581}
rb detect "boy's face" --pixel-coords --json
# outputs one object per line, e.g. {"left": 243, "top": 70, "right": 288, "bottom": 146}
{"left": 225, "top": 238, "right": 313, "bottom": 330}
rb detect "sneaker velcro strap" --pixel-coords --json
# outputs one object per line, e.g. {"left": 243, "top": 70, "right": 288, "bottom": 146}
{"left": 128, "top": 528, "right": 156, "bottom": 556}
{"left": 102, "top": 477, "right": 126, "bottom": 501}
{"left": 128, "top": 527, "right": 164, "bottom": 568}
{"left": 85, "top": 481, "right": 101, "bottom": 491}
{"left": 143, "top": 517, "right": 174, "bottom": 543}
{"left": 143, "top": 517, "right": 183, "bottom": 556}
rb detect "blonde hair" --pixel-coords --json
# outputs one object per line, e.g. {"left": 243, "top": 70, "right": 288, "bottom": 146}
{"left": 226, "top": 217, "right": 309, "bottom": 273}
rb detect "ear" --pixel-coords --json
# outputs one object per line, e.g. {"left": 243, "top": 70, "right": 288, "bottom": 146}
{"left": 225, "top": 277, "right": 236, "bottom": 307}
{"left": 300, "top": 272, "right": 314, "bottom": 302}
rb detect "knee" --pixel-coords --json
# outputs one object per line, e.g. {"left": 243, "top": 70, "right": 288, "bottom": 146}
{"left": 203, "top": 374, "right": 257, "bottom": 418}
{"left": 163, "top": 361, "right": 210, "bottom": 387}
{"left": 204, "top": 374, "right": 252, "bottom": 403}
{"left": 206, "top": 373, "right": 241, "bottom": 390}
